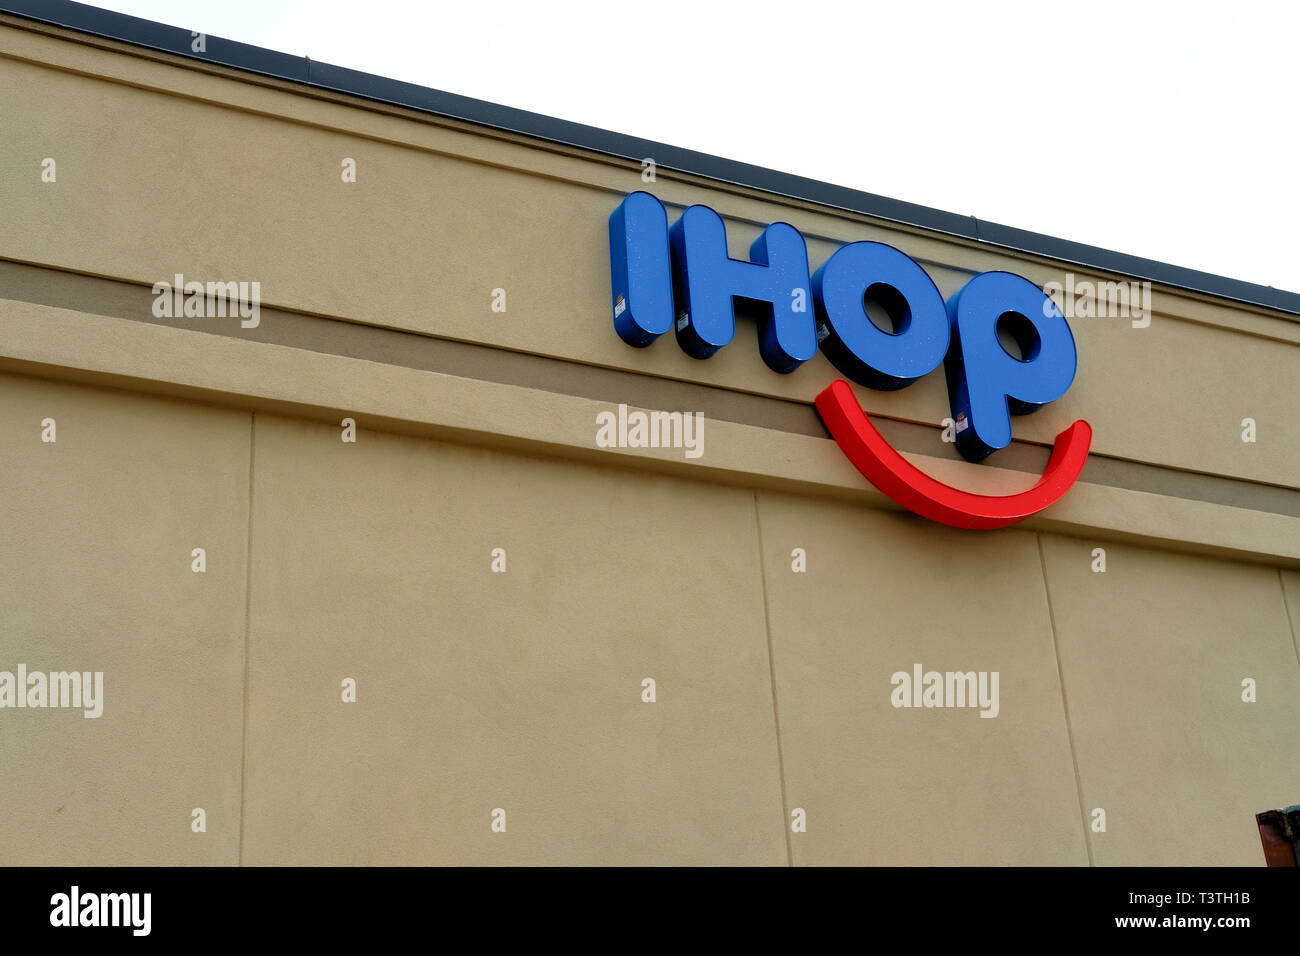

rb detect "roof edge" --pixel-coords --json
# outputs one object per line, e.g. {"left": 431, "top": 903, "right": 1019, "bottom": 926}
{"left": 4, "top": 0, "right": 1299, "bottom": 317}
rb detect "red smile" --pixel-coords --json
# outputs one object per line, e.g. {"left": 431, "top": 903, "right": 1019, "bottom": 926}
{"left": 815, "top": 379, "right": 1092, "bottom": 530}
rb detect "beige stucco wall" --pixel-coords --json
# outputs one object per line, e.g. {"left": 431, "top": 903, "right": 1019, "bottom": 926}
{"left": 0, "top": 15, "right": 1296, "bottom": 865}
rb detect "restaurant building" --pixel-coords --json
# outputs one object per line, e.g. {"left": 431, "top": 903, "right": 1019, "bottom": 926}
{"left": 0, "top": 0, "right": 1297, "bottom": 866}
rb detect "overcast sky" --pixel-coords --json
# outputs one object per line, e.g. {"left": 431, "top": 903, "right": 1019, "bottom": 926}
{"left": 91, "top": 0, "right": 1299, "bottom": 293}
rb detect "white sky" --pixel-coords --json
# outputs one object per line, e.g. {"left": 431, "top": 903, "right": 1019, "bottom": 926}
{"left": 90, "top": 0, "right": 1300, "bottom": 294}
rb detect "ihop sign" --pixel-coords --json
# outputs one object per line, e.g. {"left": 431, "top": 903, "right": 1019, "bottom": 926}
{"left": 608, "top": 191, "right": 1092, "bottom": 530}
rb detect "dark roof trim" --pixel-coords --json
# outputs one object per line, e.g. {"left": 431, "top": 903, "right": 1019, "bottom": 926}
{"left": 6, "top": 0, "right": 1299, "bottom": 317}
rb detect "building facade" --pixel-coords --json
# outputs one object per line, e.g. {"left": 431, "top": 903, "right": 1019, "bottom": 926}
{"left": 1, "top": 2, "right": 1297, "bottom": 866}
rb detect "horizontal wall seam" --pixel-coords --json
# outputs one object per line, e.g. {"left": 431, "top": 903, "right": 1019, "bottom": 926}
{"left": 0, "top": 299, "right": 1296, "bottom": 566}
{"left": 2, "top": 261, "right": 1298, "bottom": 517}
